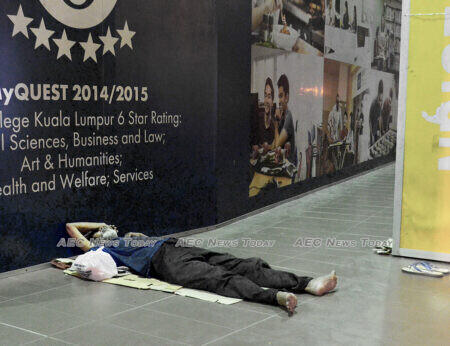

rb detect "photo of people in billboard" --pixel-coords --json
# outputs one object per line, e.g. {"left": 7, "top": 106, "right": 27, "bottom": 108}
{"left": 252, "top": 0, "right": 325, "bottom": 56}
{"left": 250, "top": 47, "right": 324, "bottom": 197}
{"left": 319, "top": 59, "right": 397, "bottom": 175}
{"left": 324, "top": 0, "right": 401, "bottom": 73}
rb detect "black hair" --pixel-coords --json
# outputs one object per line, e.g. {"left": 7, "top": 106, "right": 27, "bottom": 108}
{"left": 277, "top": 74, "right": 290, "bottom": 96}
{"left": 265, "top": 77, "right": 274, "bottom": 100}
{"left": 378, "top": 80, "right": 384, "bottom": 95}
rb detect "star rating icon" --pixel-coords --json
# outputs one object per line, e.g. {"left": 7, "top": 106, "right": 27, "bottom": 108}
{"left": 117, "top": 21, "right": 136, "bottom": 49}
{"left": 99, "top": 27, "right": 119, "bottom": 56}
{"left": 7, "top": 5, "right": 33, "bottom": 38}
{"left": 53, "top": 30, "right": 76, "bottom": 61}
{"left": 6, "top": 4, "right": 136, "bottom": 63}
{"left": 31, "top": 18, "right": 55, "bottom": 50}
{"left": 80, "top": 33, "right": 101, "bottom": 62}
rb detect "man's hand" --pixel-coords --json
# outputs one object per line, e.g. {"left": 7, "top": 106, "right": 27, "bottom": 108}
{"left": 125, "top": 232, "right": 147, "bottom": 238}
{"left": 275, "top": 108, "right": 282, "bottom": 121}
{"left": 65, "top": 222, "right": 98, "bottom": 252}
{"left": 66, "top": 222, "right": 107, "bottom": 233}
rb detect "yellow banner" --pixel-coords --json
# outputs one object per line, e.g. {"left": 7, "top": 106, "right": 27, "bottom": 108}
{"left": 401, "top": 1, "right": 450, "bottom": 253}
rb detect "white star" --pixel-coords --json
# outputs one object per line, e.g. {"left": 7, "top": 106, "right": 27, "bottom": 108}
{"left": 7, "top": 5, "right": 33, "bottom": 38}
{"left": 30, "top": 18, "right": 55, "bottom": 50}
{"left": 79, "top": 33, "right": 101, "bottom": 62}
{"left": 53, "top": 30, "right": 76, "bottom": 61}
{"left": 117, "top": 21, "right": 136, "bottom": 49}
{"left": 99, "top": 27, "right": 119, "bottom": 56}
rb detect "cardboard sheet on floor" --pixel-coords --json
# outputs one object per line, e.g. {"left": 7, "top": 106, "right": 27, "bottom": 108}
{"left": 59, "top": 261, "right": 242, "bottom": 305}
{"left": 175, "top": 288, "right": 242, "bottom": 305}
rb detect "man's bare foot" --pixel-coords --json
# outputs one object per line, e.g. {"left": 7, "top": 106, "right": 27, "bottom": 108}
{"left": 305, "top": 270, "right": 337, "bottom": 296}
{"left": 276, "top": 291, "right": 297, "bottom": 314}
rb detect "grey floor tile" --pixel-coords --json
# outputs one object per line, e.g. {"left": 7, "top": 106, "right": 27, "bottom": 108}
{"left": 300, "top": 206, "right": 377, "bottom": 216}
{"left": 191, "top": 222, "right": 267, "bottom": 239}
{"left": 243, "top": 213, "right": 290, "bottom": 226}
{"left": 319, "top": 200, "right": 388, "bottom": 209}
{"left": 52, "top": 322, "right": 185, "bottom": 346}
{"left": 206, "top": 330, "right": 298, "bottom": 346}
{"left": 292, "top": 211, "right": 369, "bottom": 222}
{"left": 64, "top": 278, "right": 172, "bottom": 307}
{"left": 364, "top": 216, "right": 394, "bottom": 225}
{"left": 143, "top": 295, "right": 269, "bottom": 330}
{"left": 230, "top": 300, "right": 285, "bottom": 315}
{"left": 0, "top": 277, "right": 51, "bottom": 299}
{"left": 10, "top": 268, "right": 76, "bottom": 290}
{"left": 0, "top": 323, "right": 43, "bottom": 345}
{"left": 24, "top": 337, "right": 73, "bottom": 345}
{"left": 0, "top": 300, "right": 87, "bottom": 336}
{"left": 274, "top": 217, "right": 358, "bottom": 233}
{"left": 18, "top": 283, "right": 136, "bottom": 320}
{"left": 244, "top": 314, "right": 383, "bottom": 346}
{"left": 107, "top": 307, "right": 233, "bottom": 345}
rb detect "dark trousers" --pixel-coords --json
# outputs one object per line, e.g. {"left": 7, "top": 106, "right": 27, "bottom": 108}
{"left": 150, "top": 238, "right": 313, "bottom": 306}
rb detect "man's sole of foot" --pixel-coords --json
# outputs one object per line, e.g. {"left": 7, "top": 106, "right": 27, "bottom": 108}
{"left": 276, "top": 292, "right": 297, "bottom": 314}
{"left": 306, "top": 270, "right": 338, "bottom": 296}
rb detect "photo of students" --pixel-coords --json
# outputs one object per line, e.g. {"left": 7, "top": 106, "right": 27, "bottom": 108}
{"left": 252, "top": 0, "right": 326, "bottom": 56}
{"left": 366, "top": 70, "right": 397, "bottom": 159}
{"left": 250, "top": 47, "right": 324, "bottom": 197}
{"left": 252, "top": 0, "right": 284, "bottom": 32}
{"left": 319, "top": 59, "right": 397, "bottom": 173}
{"left": 324, "top": 0, "right": 401, "bottom": 72}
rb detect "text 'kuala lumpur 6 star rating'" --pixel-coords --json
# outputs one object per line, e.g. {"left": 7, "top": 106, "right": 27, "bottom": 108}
{"left": 7, "top": 4, "right": 136, "bottom": 63}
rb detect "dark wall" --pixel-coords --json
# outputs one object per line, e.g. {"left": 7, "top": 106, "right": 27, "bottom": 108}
{"left": 0, "top": 0, "right": 218, "bottom": 272}
{"left": 0, "top": 0, "right": 394, "bottom": 273}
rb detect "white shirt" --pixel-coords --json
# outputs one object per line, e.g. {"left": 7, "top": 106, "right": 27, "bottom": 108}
{"left": 347, "top": 130, "right": 354, "bottom": 152}
{"left": 328, "top": 104, "right": 342, "bottom": 142}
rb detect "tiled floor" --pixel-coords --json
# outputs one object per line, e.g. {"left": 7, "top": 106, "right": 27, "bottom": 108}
{"left": 0, "top": 164, "right": 449, "bottom": 345}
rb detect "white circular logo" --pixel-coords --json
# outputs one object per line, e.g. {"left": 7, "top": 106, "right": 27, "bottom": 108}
{"left": 39, "top": 0, "right": 117, "bottom": 29}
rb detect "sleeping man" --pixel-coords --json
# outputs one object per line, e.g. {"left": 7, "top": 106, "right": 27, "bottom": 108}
{"left": 66, "top": 222, "right": 338, "bottom": 314}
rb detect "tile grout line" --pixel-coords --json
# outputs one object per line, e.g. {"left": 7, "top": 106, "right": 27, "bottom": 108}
{"left": 21, "top": 336, "right": 77, "bottom": 346}
{"left": 47, "top": 296, "right": 192, "bottom": 346}
{"left": 136, "top": 307, "right": 237, "bottom": 332}
{"left": 0, "top": 282, "right": 74, "bottom": 305}
{"left": 108, "top": 323, "right": 192, "bottom": 346}
{"left": 108, "top": 295, "right": 175, "bottom": 318}
{"left": 200, "top": 314, "right": 276, "bottom": 346}
{"left": 0, "top": 322, "right": 48, "bottom": 338}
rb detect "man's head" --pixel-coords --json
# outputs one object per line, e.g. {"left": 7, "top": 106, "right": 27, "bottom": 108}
{"left": 277, "top": 74, "right": 290, "bottom": 113}
{"left": 377, "top": 80, "right": 384, "bottom": 104}
{"left": 92, "top": 225, "right": 118, "bottom": 240}
{"left": 264, "top": 78, "right": 275, "bottom": 116}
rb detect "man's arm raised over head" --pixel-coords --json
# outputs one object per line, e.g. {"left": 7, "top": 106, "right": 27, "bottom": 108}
{"left": 66, "top": 222, "right": 107, "bottom": 253}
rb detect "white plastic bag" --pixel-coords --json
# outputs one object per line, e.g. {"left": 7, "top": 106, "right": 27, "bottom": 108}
{"left": 70, "top": 247, "right": 118, "bottom": 281}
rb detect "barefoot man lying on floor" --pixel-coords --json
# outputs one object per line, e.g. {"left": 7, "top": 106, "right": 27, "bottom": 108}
{"left": 66, "top": 222, "right": 338, "bottom": 314}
